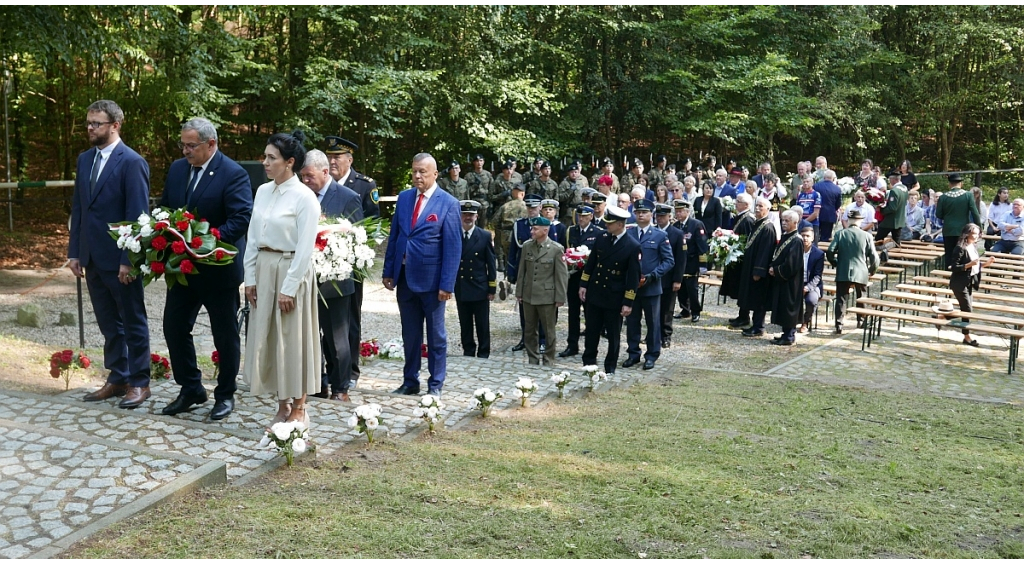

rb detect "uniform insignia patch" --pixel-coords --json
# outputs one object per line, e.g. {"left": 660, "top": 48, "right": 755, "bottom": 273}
{"left": 371, "top": 187, "right": 379, "bottom": 204}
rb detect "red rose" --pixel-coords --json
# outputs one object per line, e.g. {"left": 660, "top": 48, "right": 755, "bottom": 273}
{"left": 215, "top": 249, "right": 225, "bottom": 261}
{"left": 171, "top": 241, "right": 187, "bottom": 254}
{"left": 151, "top": 262, "right": 166, "bottom": 274}
{"left": 62, "top": 350, "right": 73, "bottom": 364}
{"left": 211, "top": 350, "right": 220, "bottom": 364}
{"left": 180, "top": 260, "right": 194, "bottom": 274}
{"left": 151, "top": 236, "right": 168, "bottom": 251}
{"left": 210, "top": 227, "right": 221, "bottom": 241}
{"left": 161, "top": 358, "right": 170, "bottom": 369}
{"left": 176, "top": 220, "right": 190, "bottom": 231}
{"left": 79, "top": 355, "right": 91, "bottom": 368}
{"left": 315, "top": 234, "right": 328, "bottom": 252}
{"left": 154, "top": 221, "right": 170, "bottom": 231}
{"left": 151, "top": 353, "right": 160, "bottom": 362}
{"left": 201, "top": 217, "right": 207, "bottom": 223}
{"left": 183, "top": 211, "right": 194, "bottom": 220}
{"left": 190, "top": 236, "right": 203, "bottom": 249}
{"left": 50, "top": 366, "right": 60, "bottom": 378}
{"left": 421, "top": 344, "right": 428, "bottom": 358}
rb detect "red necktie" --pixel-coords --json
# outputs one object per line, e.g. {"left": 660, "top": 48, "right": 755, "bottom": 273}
{"left": 411, "top": 193, "right": 425, "bottom": 228}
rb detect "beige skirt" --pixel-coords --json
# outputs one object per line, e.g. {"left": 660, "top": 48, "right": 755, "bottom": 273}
{"left": 243, "top": 251, "right": 321, "bottom": 400}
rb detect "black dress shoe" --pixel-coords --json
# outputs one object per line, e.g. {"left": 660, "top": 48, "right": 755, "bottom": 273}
{"left": 691, "top": 314, "right": 701, "bottom": 323}
{"left": 741, "top": 328, "right": 765, "bottom": 337}
{"left": 728, "top": 318, "right": 751, "bottom": 329}
{"left": 661, "top": 340, "right": 670, "bottom": 348}
{"left": 210, "top": 398, "right": 234, "bottom": 420}
{"left": 511, "top": 341, "right": 526, "bottom": 352}
{"left": 392, "top": 385, "right": 421, "bottom": 395}
{"left": 673, "top": 312, "right": 685, "bottom": 319}
{"left": 162, "top": 390, "right": 209, "bottom": 415}
{"left": 770, "top": 337, "right": 795, "bottom": 346}
{"left": 558, "top": 348, "right": 579, "bottom": 358}
{"left": 622, "top": 357, "right": 641, "bottom": 368}
{"left": 642, "top": 359, "right": 656, "bottom": 370}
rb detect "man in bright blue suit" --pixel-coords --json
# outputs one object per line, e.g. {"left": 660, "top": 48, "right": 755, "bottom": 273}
{"left": 623, "top": 199, "right": 675, "bottom": 370}
{"left": 159, "top": 118, "right": 253, "bottom": 421}
{"left": 69, "top": 100, "right": 152, "bottom": 409}
{"left": 382, "top": 153, "right": 462, "bottom": 398}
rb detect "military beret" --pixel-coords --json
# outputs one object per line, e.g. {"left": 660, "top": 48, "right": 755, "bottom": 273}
{"left": 591, "top": 193, "right": 608, "bottom": 203}
{"left": 730, "top": 167, "right": 744, "bottom": 176}
{"left": 460, "top": 200, "right": 481, "bottom": 213}
{"left": 948, "top": 173, "right": 963, "bottom": 184}
{"left": 566, "top": 162, "right": 580, "bottom": 172}
{"left": 631, "top": 158, "right": 643, "bottom": 169}
{"left": 597, "top": 174, "right": 615, "bottom": 187}
{"left": 541, "top": 160, "right": 551, "bottom": 169}
{"left": 577, "top": 205, "right": 595, "bottom": 216}
{"left": 886, "top": 168, "right": 901, "bottom": 178}
{"left": 673, "top": 199, "right": 692, "bottom": 209}
{"left": 603, "top": 206, "right": 630, "bottom": 223}
{"left": 541, "top": 198, "right": 559, "bottom": 209}
{"left": 656, "top": 155, "right": 667, "bottom": 164}
{"left": 449, "top": 160, "right": 460, "bottom": 169}
{"left": 525, "top": 194, "right": 543, "bottom": 207}
{"left": 503, "top": 160, "right": 516, "bottom": 171}
{"left": 529, "top": 216, "right": 551, "bottom": 227}
{"left": 601, "top": 157, "right": 614, "bottom": 167}
{"left": 667, "top": 163, "right": 677, "bottom": 171}
{"left": 633, "top": 199, "right": 655, "bottom": 212}
{"left": 324, "top": 136, "right": 358, "bottom": 154}
{"left": 655, "top": 203, "right": 673, "bottom": 215}
{"left": 473, "top": 154, "right": 485, "bottom": 161}
{"left": 511, "top": 183, "right": 526, "bottom": 193}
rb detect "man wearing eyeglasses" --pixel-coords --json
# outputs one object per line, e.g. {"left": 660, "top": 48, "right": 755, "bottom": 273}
{"left": 158, "top": 118, "right": 253, "bottom": 421}
{"left": 69, "top": 100, "right": 153, "bottom": 409}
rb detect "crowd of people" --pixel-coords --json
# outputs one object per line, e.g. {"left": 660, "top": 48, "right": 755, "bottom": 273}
{"left": 67, "top": 98, "right": 1008, "bottom": 428}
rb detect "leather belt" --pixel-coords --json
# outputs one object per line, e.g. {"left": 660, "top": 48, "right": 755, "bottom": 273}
{"left": 259, "top": 247, "right": 294, "bottom": 258}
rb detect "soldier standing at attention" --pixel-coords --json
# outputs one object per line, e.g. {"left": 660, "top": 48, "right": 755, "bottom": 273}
{"left": 591, "top": 158, "right": 621, "bottom": 194}
{"left": 622, "top": 199, "right": 675, "bottom": 371}
{"left": 491, "top": 182, "right": 527, "bottom": 283}
{"left": 439, "top": 160, "right": 469, "bottom": 200}
{"left": 515, "top": 216, "right": 568, "bottom": 366}
{"left": 455, "top": 201, "right": 497, "bottom": 358}
{"left": 490, "top": 160, "right": 518, "bottom": 213}
{"left": 557, "top": 162, "right": 587, "bottom": 225}
{"left": 647, "top": 155, "right": 667, "bottom": 190}
{"left": 507, "top": 194, "right": 544, "bottom": 351}
{"left": 522, "top": 158, "right": 545, "bottom": 187}
{"left": 465, "top": 154, "right": 493, "bottom": 228}
{"left": 325, "top": 136, "right": 379, "bottom": 219}
{"left": 560, "top": 204, "right": 605, "bottom": 358}
{"left": 529, "top": 160, "right": 558, "bottom": 201}
{"left": 621, "top": 158, "right": 646, "bottom": 193}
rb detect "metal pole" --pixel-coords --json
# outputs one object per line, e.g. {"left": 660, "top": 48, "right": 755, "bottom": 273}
{"left": 77, "top": 276, "right": 85, "bottom": 349}
{"left": 3, "top": 66, "right": 12, "bottom": 231}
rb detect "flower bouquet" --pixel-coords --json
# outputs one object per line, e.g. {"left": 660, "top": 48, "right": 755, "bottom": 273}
{"left": 861, "top": 186, "right": 886, "bottom": 223}
{"left": 259, "top": 420, "right": 310, "bottom": 466}
{"left": 348, "top": 403, "right": 384, "bottom": 443}
{"left": 708, "top": 228, "right": 744, "bottom": 270}
{"left": 473, "top": 388, "right": 503, "bottom": 417}
{"left": 109, "top": 207, "right": 239, "bottom": 288}
{"left": 211, "top": 350, "right": 220, "bottom": 378}
{"left": 582, "top": 365, "right": 606, "bottom": 390}
{"left": 379, "top": 339, "right": 405, "bottom": 361}
{"left": 312, "top": 217, "right": 390, "bottom": 300}
{"left": 49, "top": 350, "right": 90, "bottom": 390}
{"left": 836, "top": 176, "right": 857, "bottom": 196}
{"left": 150, "top": 353, "right": 171, "bottom": 379}
{"left": 562, "top": 245, "right": 591, "bottom": 273}
{"left": 720, "top": 195, "right": 737, "bottom": 216}
{"left": 359, "top": 339, "right": 379, "bottom": 365}
{"left": 511, "top": 377, "right": 538, "bottom": 407}
{"left": 412, "top": 395, "right": 444, "bottom": 433}
{"left": 551, "top": 370, "right": 572, "bottom": 399}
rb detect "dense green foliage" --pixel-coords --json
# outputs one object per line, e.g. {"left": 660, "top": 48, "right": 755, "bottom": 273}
{"left": 1, "top": 6, "right": 1023, "bottom": 193}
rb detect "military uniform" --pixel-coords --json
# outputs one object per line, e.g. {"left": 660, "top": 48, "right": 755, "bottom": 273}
{"left": 647, "top": 164, "right": 666, "bottom": 190}
{"left": 455, "top": 205, "right": 497, "bottom": 358}
{"left": 491, "top": 193, "right": 527, "bottom": 272}
{"left": 561, "top": 208, "right": 605, "bottom": 357}
{"left": 624, "top": 201, "right": 675, "bottom": 368}
{"left": 508, "top": 196, "right": 546, "bottom": 350}
{"left": 515, "top": 219, "right": 568, "bottom": 366}
{"left": 465, "top": 167, "right": 493, "bottom": 227}
{"left": 621, "top": 172, "right": 645, "bottom": 193}
{"left": 827, "top": 214, "right": 878, "bottom": 331}
{"left": 490, "top": 170, "right": 518, "bottom": 211}
{"left": 657, "top": 207, "right": 686, "bottom": 347}
{"left": 877, "top": 175, "right": 908, "bottom": 245}
{"left": 674, "top": 215, "right": 709, "bottom": 321}
{"left": 439, "top": 175, "right": 470, "bottom": 200}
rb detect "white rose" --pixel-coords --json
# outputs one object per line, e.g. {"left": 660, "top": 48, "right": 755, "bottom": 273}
{"left": 484, "top": 391, "right": 496, "bottom": 402}
{"left": 258, "top": 435, "right": 272, "bottom": 448}
{"left": 474, "top": 388, "right": 487, "bottom": 397}
{"left": 292, "top": 438, "right": 307, "bottom": 454}
{"left": 512, "top": 389, "right": 523, "bottom": 399}
{"left": 347, "top": 415, "right": 359, "bottom": 428}
{"left": 421, "top": 396, "right": 434, "bottom": 407}
{"left": 365, "top": 418, "right": 379, "bottom": 430}
{"left": 413, "top": 408, "right": 424, "bottom": 418}
{"left": 426, "top": 407, "right": 439, "bottom": 419}
{"left": 272, "top": 422, "right": 292, "bottom": 441}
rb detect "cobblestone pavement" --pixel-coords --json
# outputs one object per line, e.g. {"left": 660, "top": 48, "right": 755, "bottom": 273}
{"left": 3, "top": 268, "right": 1024, "bottom": 557}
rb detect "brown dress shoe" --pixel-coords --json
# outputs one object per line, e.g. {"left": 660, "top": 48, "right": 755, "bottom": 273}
{"left": 118, "top": 386, "right": 151, "bottom": 409}
{"left": 330, "top": 392, "right": 351, "bottom": 402}
{"left": 83, "top": 382, "right": 128, "bottom": 402}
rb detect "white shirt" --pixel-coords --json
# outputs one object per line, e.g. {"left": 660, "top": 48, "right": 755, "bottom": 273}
{"left": 844, "top": 203, "right": 875, "bottom": 229}
{"left": 315, "top": 176, "right": 331, "bottom": 204}
{"left": 186, "top": 152, "right": 213, "bottom": 195}
{"left": 463, "top": 226, "right": 475, "bottom": 239}
{"left": 243, "top": 174, "right": 321, "bottom": 297}
{"left": 92, "top": 138, "right": 121, "bottom": 180}
{"left": 412, "top": 184, "right": 439, "bottom": 224}
{"left": 967, "top": 244, "right": 980, "bottom": 276}
{"left": 337, "top": 169, "right": 352, "bottom": 188}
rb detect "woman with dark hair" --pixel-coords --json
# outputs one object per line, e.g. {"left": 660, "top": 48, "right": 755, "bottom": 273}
{"left": 243, "top": 130, "right": 321, "bottom": 427}
{"left": 986, "top": 187, "right": 1011, "bottom": 250}
{"left": 899, "top": 160, "right": 920, "bottom": 193}
{"left": 654, "top": 184, "right": 670, "bottom": 204}
{"left": 947, "top": 223, "right": 994, "bottom": 346}
{"left": 693, "top": 182, "right": 723, "bottom": 234}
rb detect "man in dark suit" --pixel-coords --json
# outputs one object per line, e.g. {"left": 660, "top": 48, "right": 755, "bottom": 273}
{"left": 159, "top": 118, "right": 253, "bottom": 420}
{"left": 800, "top": 225, "right": 826, "bottom": 333}
{"left": 654, "top": 204, "right": 685, "bottom": 348}
{"left": 580, "top": 206, "right": 641, "bottom": 374}
{"left": 301, "top": 149, "right": 363, "bottom": 402}
{"left": 673, "top": 200, "right": 710, "bottom": 323}
{"left": 559, "top": 205, "right": 605, "bottom": 358}
{"left": 455, "top": 200, "right": 497, "bottom": 358}
{"left": 324, "top": 136, "right": 378, "bottom": 402}
{"left": 69, "top": 100, "right": 152, "bottom": 409}
{"left": 623, "top": 200, "right": 674, "bottom": 370}
{"left": 382, "top": 153, "right": 462, "bottom": 398}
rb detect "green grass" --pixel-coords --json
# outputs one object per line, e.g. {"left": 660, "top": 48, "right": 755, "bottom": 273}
{"left": 68, "top": 370, "right": 1024, "bottom": 558}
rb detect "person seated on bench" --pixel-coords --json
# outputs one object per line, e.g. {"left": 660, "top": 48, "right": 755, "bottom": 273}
{"left": 949, "top": 223, "right": 995, "bottom": 347}
{"left": 991, "top": 198, "right": 1024, "bottom": 256}
{"left": 902, "top": 191, "right": 926, "bottom": 241}
{"left": 800, "top": 225, "right": 825, "bottom": 333}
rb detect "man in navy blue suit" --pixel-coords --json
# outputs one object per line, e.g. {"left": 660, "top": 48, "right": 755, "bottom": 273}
{"left": 454, "top": 200, "right": 497, "bottom": 358}
{"left": 301, "top": 149, "right": 363, "bottom": 402}
{"left": 159, "top": 118, "right": 252, "bottom": 420}
{"left": 623, "top": 200, "right": 675, "bottom": 370}
{"left": 69, "top": 100, "right": 152, "bottom": 409}
{"left": 382, "top": 153, "right": 462, "bottom": 398}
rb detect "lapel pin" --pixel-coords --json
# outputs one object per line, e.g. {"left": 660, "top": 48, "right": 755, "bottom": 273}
{"left": 209, "top": 171, "right": 215, "bottom": 176}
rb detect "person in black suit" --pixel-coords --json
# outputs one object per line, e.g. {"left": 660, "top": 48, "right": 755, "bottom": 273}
{"left": 455, "top": 200, "right": 497, "bottom": 358}
{"left": 540, "top": 199, "right": 568, "bottom": 247}
{"left": 948, "top": 223, "right": 994, "bottom": 346}
{"left": 159, "top": 118, "right": 253, "bottom": 420}
{"left": 673, "top": 200, "right": 710, "bottom": 323}
{"left": 654, "top": 204, "right": 685, "bottom": 347}
{"left": 559, "top": 205, "right": 605, "bottom": 358}
{"left": 580, "top": 206, "right": 641, "bottom": 374}
{"left": 301, "top": 149, "right": 364, "bottom": 402}
{"left": 693, "top": 183, "right": 723, "bottom": 235}
{"left": 70, "top": 100, "right": 152, "bottom": 409}
{"left": 324, "top": 136, "right": 378, "bottom": 401}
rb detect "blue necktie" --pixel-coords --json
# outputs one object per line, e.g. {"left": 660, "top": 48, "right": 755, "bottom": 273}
{"left": 89, "top": 150, "right": 103, "bottom": 199}
{"left": 185, "top": 166, "right": 202, "bottom": 207}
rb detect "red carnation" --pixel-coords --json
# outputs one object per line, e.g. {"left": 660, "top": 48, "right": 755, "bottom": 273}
{"left": 176, "top": 220, "right": 190, "bottom": 231}
{"left": 171, "top": 240, "right": 187, "bottom": 255}
{"left": 211, "top": 351, "right": 220, "bottom": 364}
{"left": 183, "top": 211, "right": 194, "bottom": 220}
{"left": 215, "top": 249, "right": 225, "bottom": 261}
{"left": 79, "top": 354, "right": 91, "bottom": 369}
{"left": 190, "top": 236, "right": 203, "bottom": 249}
{"left": 315, "top": 234, "right": 328, "bottom": 252}
{"left": 210, "top": 227, "right": 221, "bottom": 241}
{"left": 151, "top": 236, "right": 168, "bottom": 251}
{"left": 180, "top": 260, "right": 194, "bottom": 274}
{"left": 151, "top": 262, "right": 166, "bottom": 274}
{"left": 154, "top": 221, "right": 170, "bottom": 231}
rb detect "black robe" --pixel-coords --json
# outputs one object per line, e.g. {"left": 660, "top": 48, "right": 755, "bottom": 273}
{"left": 769, "top": 230, "right": 805, "bottom": 328}
{"left": 737, "top": 217, "right": 778, "bottom": 310}
{"left": 721, "top": 210, "right": 756, "bottom": 300}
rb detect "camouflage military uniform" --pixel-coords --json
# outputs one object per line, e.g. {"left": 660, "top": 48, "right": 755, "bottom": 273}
{"left": 522, "top": 169, "right": 542, "bottom": 187}
{"left": 465, "top": 169, "right": 493, "bottom": 226}
{"left": 530, "top": 177, "right": 559, "bottom": 201}
{"left": 490, "top": 198, "right": 528, "bottom": 271}
{"left": 439, "top": 176, "right": 469, "bottom": 200}
{"left": 647, "top": 167, "right": 665, "bottom": 189}
{"left": 620, "top": 172, "right": 644, "bottom": 193}
{"left": 490, "top": 173, "right": 517, "bottom": 211}
{"left": 557, "top": 177, "right": 586, "bottom": 224}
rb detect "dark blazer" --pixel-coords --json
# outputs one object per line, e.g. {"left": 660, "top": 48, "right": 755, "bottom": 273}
{"left": 675, "top": 218, "right": 710, "bottom": 275}
{"left": 693, "top": 195, "right": 723, "bottom": 235}
{"left": 383, "top": 186, "right": 462, "bottom": 294}
{"left": 661, "top": 224, "right": 686, "bottom": 291}
{"left": 804, "top": 245, "right": 825, "bottom": 297}
{"left": 342, "top": 169, "right": 380, "bottom": 219}
{"left": 629, "top": 226, "right": 675, "bottom": 297}
{"left": 580, "top": 231, "right": 641, "bottom": 309}
{"left": 548, "top": 221, "right": 568, "bottom": 248}
{"left": 160, "top": 150, "right": 252, "bottom": 289}
{"left": 318, "top": 180, "right": 365, "bottom": 299}
{"left": 69, "top": 141, "right": 150, "bottom": 270}
{"left": 455, "top": 228, "right": 497, "bottom": 302}
{"left": 949, "top": 245, "right": 982, "bottom": 293}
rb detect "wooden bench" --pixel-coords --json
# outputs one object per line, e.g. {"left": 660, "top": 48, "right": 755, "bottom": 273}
{"left": 881, "top": 290, "right": 1024, "bottom": 317}
{"left": 912, "top": 275, "right": 1024, "bottom": 297}
{"left": 928, "top": 269, "right": 1024, "bottom": 288}
{"left": 893, "top": 283, "right": 1024, "bottom": 306}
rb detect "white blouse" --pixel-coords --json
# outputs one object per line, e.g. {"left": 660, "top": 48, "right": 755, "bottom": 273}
{"left": 243, "top": 174, "right": 320, "bottom": 297}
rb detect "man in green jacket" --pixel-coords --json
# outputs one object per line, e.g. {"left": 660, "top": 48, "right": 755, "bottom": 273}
{"left": 877, "top": 168, "right": 909, "bottom": 247}
{"left": 826, "top": 208, "right": 879, "bottom": 334}
{"left": 935, "top": 173, "right": 980, "bottom": 268}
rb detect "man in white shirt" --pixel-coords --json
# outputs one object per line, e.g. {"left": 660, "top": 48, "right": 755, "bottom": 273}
{"left": 842, "top": 190, "right": 876, "bottom": 231}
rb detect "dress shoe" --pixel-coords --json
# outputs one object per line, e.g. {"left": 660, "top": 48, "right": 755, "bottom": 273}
{"left": 118, "top": 386, "right": 151, "bottom": 409}
{"left": 558, "top": 348, "right": 579, "bottom": 358}
{"left": 428, "top": 389, "right": 443, "bottom": 400}
{"left": 210, "top": 398, "right": 234, "bottom": 420}
{"left": 622, "top": 357, "right": 641, "bottom": 368}
{"left": 83, "top": 382, "right": 128, "bottom": 402}
{"left": 392, "top": 385, "right": 421, "bottom": 395}
{"left": 477, "top": 354, "right": 489, "bottom": 359}
{"left": 673, "top": 312, "right": 685, "bottom": 319}
{"left": 661, "top": 339, "right": 671, "bottom": 348}
{"left": 691, "top": 314, "right": 701, "bottom": 323}
{"left": 642, "top": 359, "right": 656, "bottom": 370}
{"left": 512, "top": 341, "right": 526, "bottom": 352}
{"left": 770, "top": 337, "right": 795, "bottom": 346}
{"left": 330, "top": 392, "right": 351, "bottom": 402}
{"left": 498, "top": 281, "right": 507, "bottom": 301}
{"left": 162, "top": 390, "right": 209, "bottom": 415}
{"left": 741, "top": 328, "right": 764, "bottom": 337}
{"left": 834, "top": 325, "right": 843, "bottom": 335}
{"left": 311, "top": 384, "right": 329, "bottom": 399}
{"left": 728, "top": 318, "right": 751, "bottom": 329}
